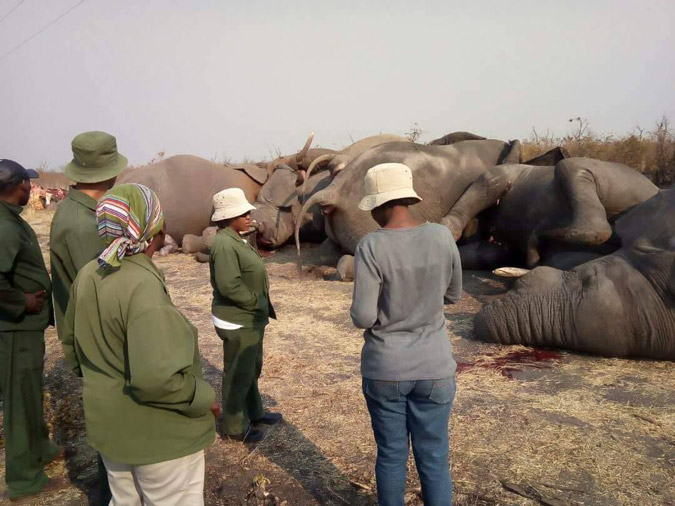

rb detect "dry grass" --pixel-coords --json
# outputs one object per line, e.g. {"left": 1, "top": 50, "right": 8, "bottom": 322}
{"left": 522, "top": 116, "right": 675, "bottom": 188}
{"left": 1, "top": 212, "right": 674, "bottom": 505}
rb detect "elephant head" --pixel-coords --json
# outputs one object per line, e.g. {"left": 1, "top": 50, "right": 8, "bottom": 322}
{"left": 252, "top": 164, "right": 330, "bottom": 249}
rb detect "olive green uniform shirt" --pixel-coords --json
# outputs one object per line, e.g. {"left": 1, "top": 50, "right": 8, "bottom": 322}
{"left": 49, "top": 189, "right": 105, "bottom": 340}
{"left": 209, "top": 227, "right": 275, "bottom": 327}
{"left": 63, "top": 254, "right": 216, "bottom": 465}
{"left": 0, "top": 200, "right": 52, "bottom": 331}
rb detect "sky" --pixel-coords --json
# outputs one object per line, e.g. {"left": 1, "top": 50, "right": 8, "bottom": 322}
{"left": 1, "top": 0, "right": 674, "bottom": 170}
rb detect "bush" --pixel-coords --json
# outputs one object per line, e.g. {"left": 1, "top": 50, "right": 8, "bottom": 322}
{"left": 523, "top": 116, "right": 675, "bottom": 188}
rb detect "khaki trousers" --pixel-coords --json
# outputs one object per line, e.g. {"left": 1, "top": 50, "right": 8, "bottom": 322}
{"left": 101, "top": 450, "right": 205, "bottom": 506}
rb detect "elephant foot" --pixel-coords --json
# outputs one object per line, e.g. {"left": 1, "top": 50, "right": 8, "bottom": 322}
{"left": 336, "top": 255, "right": 355, "bottom": 282}
{"left": 182, "top": 234, "right": 206, "bottom": 254}
{"left": 194, "top": 252, "right": 210, "bottom": 263}
{"left": 319, "top": 238, "right": 343, "bottom": 266}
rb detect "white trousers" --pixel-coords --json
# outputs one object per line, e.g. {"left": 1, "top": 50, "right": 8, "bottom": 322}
{"left": 101, "top": 450, "right": 205, "bottom": 506}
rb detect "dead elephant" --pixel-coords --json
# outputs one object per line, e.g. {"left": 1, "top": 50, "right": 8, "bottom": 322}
{"left": 445, "top": 157, "right": 659, "bottom": 269}
{"left": 474, "top": 185, "right": 675, "bottom": 359}
{"left": 294, "top": 138, "right": 522, "bottom": 280}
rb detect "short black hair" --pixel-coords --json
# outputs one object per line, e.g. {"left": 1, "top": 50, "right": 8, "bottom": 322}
{"left": 378, "top": 197, "right": 421, "bottom": 210}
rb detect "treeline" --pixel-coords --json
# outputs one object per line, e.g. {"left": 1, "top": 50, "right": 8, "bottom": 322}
{"left": 521, "top": 116, "right": 675, "bottom": 188}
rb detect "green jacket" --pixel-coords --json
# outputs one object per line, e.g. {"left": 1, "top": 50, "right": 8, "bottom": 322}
{"left": 0, "top": 200, "right": 53, "bottom": 331}
{"left": 49, "top": 189, "right": 105, "bottom": 340}
{"left": 209, "top": 227, "right": 275, "bottom": 327}
{"left": 63, "top": 254, "right": 215, "bottom": 465}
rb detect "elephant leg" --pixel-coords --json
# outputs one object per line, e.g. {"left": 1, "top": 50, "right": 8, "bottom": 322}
{"left": 441, "top": 166, "right": 520, "bottom": 240}
{"left": 525, "top": 233, "right": 541, "bottom": 269}
{"left": 318, "top": 238, "right": 342, "bottom": 266}
{"left": 336, "top": 255, "right": 355, "bottom": 282}
{"left": 545, "top": 159, "right": 612, "bottom": 245}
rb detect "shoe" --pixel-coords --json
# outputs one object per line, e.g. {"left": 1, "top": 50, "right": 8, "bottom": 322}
{"left": 10, "top": 477, "right": 69, "bottom": 503}
{"left": 252, "top": 412, "right": 283, "bottom": 426}
{"left": 223, "top": 428, "right": 264, "bottom": 443}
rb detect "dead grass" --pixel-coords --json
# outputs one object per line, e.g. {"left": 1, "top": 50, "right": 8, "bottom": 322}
{"left": 1, "top": 212, "right": 674, "bottom": 506}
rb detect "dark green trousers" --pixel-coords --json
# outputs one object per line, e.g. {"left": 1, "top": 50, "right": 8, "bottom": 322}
{"left": 216, "top": 327, "right": 265, "bottom": 435}
{"left": 0, "top": 331, "right": 58, "bottom": 498}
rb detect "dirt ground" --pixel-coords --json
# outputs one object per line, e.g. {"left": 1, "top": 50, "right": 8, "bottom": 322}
{"left": 1, "top": 209, "right": 674, "bottom": 505}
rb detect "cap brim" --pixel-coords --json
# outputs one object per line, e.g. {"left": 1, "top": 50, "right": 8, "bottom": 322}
{"left": 211, "top": 202, "right": 256, "bottom": 222}
{"left": 26, "top": 169, "right": 39, "bottom": 179}
{"left": 358, "top": 188, "right": 422, "bottom": 211}
{"left": 65, "top": 153, "right": 128, "bottom": 184}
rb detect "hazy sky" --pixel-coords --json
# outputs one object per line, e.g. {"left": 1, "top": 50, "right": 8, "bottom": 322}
{"left": 1, "top": 0, "right": 674, "bottom": 169}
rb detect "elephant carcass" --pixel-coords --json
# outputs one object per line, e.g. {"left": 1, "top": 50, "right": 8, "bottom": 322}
{"left": 295, "top": 138, "right": 522, "bottom": 261}
{"left": 261, "top": 132, "right": 337, "bottom": 173}
{"left": 301, "top": 134, "right": 411, "bottom": 189}
{"left": 474, "top": 186, "right": 675, "bottom": 359}
{"left": 428, "top": 131, "right": 487, "bottom": 145}
{"left": 446, "top": 158, "right": 659, "bottom": 269}
{"left": 117, "top": 154, "right": 269, "bottom": 244}
{"left": 252, "top": 165, "right": 331, "bottom": 249}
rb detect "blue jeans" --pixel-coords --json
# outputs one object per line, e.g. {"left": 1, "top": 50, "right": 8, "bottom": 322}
{"left": 363, "top": 377, "right": 456, "bottom": 506}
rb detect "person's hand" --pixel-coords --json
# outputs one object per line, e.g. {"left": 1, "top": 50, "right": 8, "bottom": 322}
{"left": 25, "top": 290, "right": 46, "bottom": 314}
{"left": 210, "top": 402, "right": 221, "bottom": 419}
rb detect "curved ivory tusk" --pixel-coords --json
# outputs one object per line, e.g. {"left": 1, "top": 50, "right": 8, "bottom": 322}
{"left": 295, "top": 132, "right": 315, "bottom": 163}
{"left": 492, "top": 267, "right": 531, "bottom": 278}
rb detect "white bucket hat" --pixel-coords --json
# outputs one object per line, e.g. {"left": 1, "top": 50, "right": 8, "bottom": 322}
{"left": 211, "top": 188, "right": 256, "bottom": 222}
{"left": 358, "top": 163, "right": 422, "bottom": 211}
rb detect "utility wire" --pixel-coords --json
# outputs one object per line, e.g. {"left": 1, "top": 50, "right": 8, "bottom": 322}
{"left": 0, "top": 0, "right": 26, "bottom": 25}
{"left": 0, "top": 0, "right": 27, "bottom": 25}
{"left": 0, "top": 0, "right": 87, "bottom": 63}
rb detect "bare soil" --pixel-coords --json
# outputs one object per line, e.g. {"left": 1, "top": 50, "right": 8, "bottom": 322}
{"left": 1, "top": 210, "right": 674, "bottom": 505}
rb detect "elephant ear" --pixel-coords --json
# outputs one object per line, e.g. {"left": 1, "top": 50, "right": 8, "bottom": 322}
{"left": 259, "top": 166, "right": 299, "bottom": 209}
{"left": 524, "top": 147, "right": 570, "bottom": 166}
{"left": 233, "top": 165, "right": 269, "bottom": 185}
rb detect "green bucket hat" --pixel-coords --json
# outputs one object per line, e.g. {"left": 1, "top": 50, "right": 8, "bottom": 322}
{"left": 64, "top": 131, "right": 128, "bottom": 183}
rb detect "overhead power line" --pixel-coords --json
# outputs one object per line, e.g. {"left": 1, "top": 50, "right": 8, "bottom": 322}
{"left": 0, "top": 0, "right": 87, "bottom": 63}
{"left": 0, "top": 0, "right": 27, "bottom": 25}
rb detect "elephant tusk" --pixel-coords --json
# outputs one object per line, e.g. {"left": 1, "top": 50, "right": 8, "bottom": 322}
{"left": 493, "top": 267, "right": 530, "bottom": 278}
{"left": 302, "top": 153, "right": 335, "bottom": 196}
{"left": 296, "top": 132, "right": 315, "bottom": 163}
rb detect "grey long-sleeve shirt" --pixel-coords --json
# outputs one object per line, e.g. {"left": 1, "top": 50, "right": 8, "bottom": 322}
{"left": 350, "top": 223, "right": 461, "bottom": 381}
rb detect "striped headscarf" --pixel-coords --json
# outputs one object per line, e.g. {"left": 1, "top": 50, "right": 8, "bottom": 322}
{"left": 96, "top": 183, "right": 165, "bottom": 269}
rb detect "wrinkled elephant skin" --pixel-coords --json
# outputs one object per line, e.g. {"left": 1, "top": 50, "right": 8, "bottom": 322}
{"left": 475, "top": 187, "right": 675, "bottom": 359}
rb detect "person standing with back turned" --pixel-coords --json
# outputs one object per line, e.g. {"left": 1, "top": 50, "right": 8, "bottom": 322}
{"left": 62, "top": 184, "right": 217, "bottom": 505}
{"left": 50, "top": 131, "right": 127, "bottom": 505}
{"left": 350, "top": 163, "right": 462, "bottom": 506}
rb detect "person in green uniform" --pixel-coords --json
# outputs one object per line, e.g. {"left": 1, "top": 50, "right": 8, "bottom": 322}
{"left": 0, "top": 159, "right": 63, "bottom": 502}
{"left": 51, "top": 131, "right": 127, "bottom": 339}
{"left": 209, "top": 188, "right": 281, "bottom": 443}
{"left": 62, "top": 183, "right": 218, "bottom": 504}
{"left": 50, "top": 131, "right": 126, "bottom": 505}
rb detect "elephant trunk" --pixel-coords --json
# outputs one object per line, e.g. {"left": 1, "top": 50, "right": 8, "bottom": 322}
{"left": 474, "top": 268, "right": 573, "bottom": 348}
{"left": 294, "top": 188, "right": 336, "bottom": 257}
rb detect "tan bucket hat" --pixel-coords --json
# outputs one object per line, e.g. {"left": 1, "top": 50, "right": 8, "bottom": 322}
{"left": 358, "top": 163, "right": 422, "bottom": 211}
{"left": 64, "top": 131, "right": 128, "bottom": 183}
{"left": 211, "top": 188, "right": 256, "bottom": 222}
